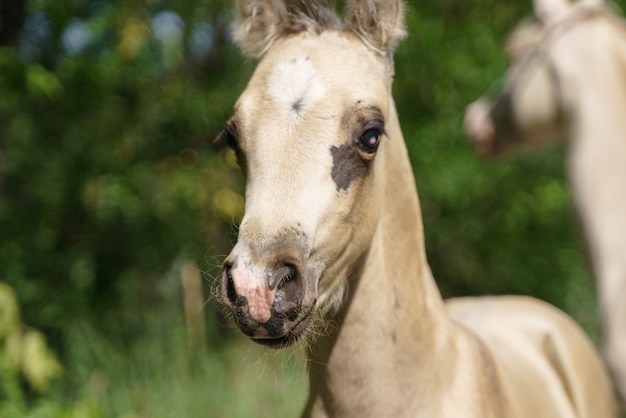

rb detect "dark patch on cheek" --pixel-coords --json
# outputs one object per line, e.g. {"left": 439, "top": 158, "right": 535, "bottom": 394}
{"left": 330, "top": 143, "right": 368, "bottom": 191}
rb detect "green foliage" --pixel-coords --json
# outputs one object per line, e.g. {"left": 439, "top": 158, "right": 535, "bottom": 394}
{"left": 0, "top": 282, "right": 65, "bottom": 416}
{"left": 0, "top": 0, "right": 246, "bottom": 338}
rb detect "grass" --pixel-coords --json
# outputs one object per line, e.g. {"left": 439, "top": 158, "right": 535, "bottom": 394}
{"left": 60, "top": 312, "right": 308, "bottom": 418}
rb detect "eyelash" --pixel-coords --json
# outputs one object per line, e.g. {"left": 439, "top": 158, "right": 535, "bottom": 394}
{"left": 223, "top": 123, "right": 239, "bottom": 152}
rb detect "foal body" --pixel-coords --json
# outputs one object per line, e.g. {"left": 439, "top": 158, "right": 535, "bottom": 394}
{"left": 221, "top": 1, "right": 615, "bottom": 416}
{"left": 464, "top": 0, "right": 626, "bottom": 405}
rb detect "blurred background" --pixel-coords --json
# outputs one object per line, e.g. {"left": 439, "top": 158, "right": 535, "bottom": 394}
{"left": 0, "top": 0, "right": 621, "bottom": 416}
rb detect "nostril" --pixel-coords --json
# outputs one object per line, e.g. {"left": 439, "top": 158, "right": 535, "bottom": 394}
{"left": 268, "top": 264, "right": 296, "bottom": 291}
{"left": 224, "top": 264, "right": 238, "bottom": 304}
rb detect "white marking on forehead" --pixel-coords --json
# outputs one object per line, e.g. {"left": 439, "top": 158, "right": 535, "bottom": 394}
{"left": 267, "top": 56, "right": 326, "bottom": 123}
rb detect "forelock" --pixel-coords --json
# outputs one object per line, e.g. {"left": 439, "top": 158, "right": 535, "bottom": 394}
{"left": 282, "top": 1, "right": 344, "bottom": 35}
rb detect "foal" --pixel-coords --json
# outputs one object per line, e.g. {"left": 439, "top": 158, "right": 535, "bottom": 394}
{"left": 220, "top": 0, "right": 615, "bottom": 416}
{"left": 464, "top": 0, "right": 626, "bottom": 406}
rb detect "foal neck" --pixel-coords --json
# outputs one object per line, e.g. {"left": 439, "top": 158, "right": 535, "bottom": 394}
{"left": 564, "top": 21, "right": 626, "bottom": 324}
{"left": 303, "top": 101, "right": 456, "bottom": 417}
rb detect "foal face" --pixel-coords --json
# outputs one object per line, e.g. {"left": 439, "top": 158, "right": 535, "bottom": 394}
{"left": 502, "top": 19, "right": 566, "bottom": 145}
{"left": 221, "top": 31, "right": 390, "bottom": 347}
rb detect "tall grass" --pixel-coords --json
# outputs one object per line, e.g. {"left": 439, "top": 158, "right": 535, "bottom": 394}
{"left": 59, "top": 265, "right": 308, "bottom": 418}
{"left": 63, "top": 324, "right": 307, "bottom": 417}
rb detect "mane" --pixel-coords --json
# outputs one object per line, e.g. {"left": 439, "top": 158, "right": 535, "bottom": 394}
{"left": 233, "top": 0, "right": 404, "bottom": 59}
{"left": 282, "top": 1, "right": 344, "bottom": 34}
{"left": 232, "top": 0, "right": 344, "bottom": 58}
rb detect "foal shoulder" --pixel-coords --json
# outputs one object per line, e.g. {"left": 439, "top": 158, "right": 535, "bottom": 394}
{"left": 445, "top": 294, "right": 589, "bottom": 369}
{"left": 446, "top": 294, "right": 572, "bottom": 333}
{"left": 445, "top": 295, "right": 616, "bottom": 418}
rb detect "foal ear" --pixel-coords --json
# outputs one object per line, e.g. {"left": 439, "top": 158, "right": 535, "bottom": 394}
{"left": 345, "top": 0, "right": 407, "bottom": 55}
{"left": 233, "top": 0, "right": 288, "bottom": 58}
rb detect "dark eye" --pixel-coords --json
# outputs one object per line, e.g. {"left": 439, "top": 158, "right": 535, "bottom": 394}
{"left": 358, "top": 128, "right": 382, "bottom": 153}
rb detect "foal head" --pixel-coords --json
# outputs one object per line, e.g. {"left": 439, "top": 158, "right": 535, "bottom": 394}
{"left": 219, "top": 0, "right": 406, "bottom": 348}
{"left": 465, "top": 0, "right": 621, "bottom": 155}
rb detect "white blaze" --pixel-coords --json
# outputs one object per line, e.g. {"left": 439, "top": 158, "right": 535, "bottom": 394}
{"left": 267, "top": 57, "right": 326, "bottom": 122}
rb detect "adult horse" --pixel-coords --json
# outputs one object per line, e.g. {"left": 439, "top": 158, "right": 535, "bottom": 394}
{"left": 219, "top": 0, "right": 615, "bottom": 416}
{"left": 464, "top": 0, "right": 626, "bottom": 407}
